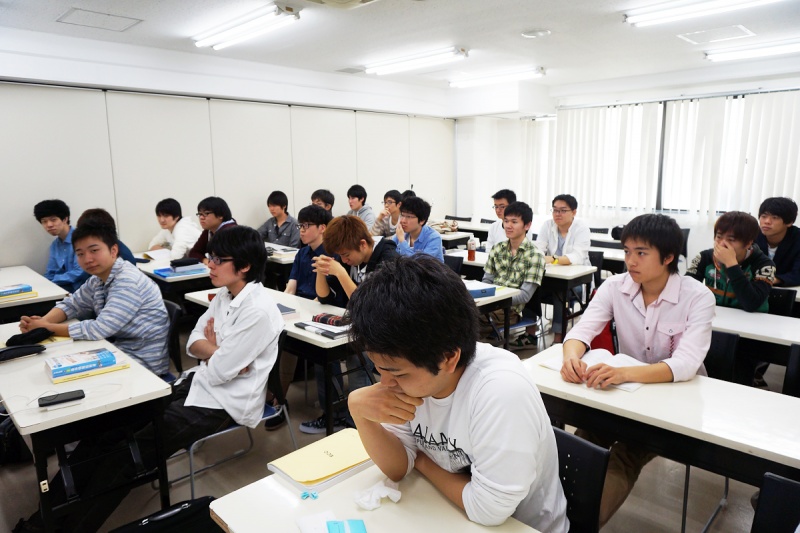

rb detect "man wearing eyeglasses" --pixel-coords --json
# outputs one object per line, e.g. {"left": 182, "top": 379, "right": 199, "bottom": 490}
{"left": 534, "top": 195, "right": 592, "bottom": 342}
{"left": 485, "top": 189, "right": 535, "bottom": 252}
{"left": 371, "top": 189, "right": 403, "bottom": 238}
{"left": 392, "top": 196, "right": 444, "bottom": 262}
{"left": 188, "top": 196, "right": 237, "bottom": 263}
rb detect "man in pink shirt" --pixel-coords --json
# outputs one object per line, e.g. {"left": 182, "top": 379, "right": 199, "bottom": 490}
{"left": 561, "top": 213, "right": 715, "bottom": 527}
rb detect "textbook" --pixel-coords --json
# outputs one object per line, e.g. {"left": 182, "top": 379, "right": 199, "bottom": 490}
{"left": 0, "top": 290, "right": 38, "bottom": 302}
{"left": 539, "top": 348, "right": 647, "bottom": 392}
{"left": 44, "top": 348, "right": 117, "bottom": 379}
{"left": 153, "top": 267, "right": 209, "bottom": 278}
{"left": 268, "top": 428, "right": 373, "bottom": 492}
{"left": 0, "top": 283, "right": 33, "bottom": 298}
{"left": 142, "top": 249, "right": 171, "bottom": 261}
{"left": 294, "top": 321, "right": 350, "bottom": 340}
{"left": 49, "top": 358, "right": 131, "bottom": 384}
{"left": 265, "top": 244, "right": 298, "bottom": 258}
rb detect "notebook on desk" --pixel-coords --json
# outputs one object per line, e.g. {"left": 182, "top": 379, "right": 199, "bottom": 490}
{"left": 539, "top": 348, "right": 647, "bottom": 392}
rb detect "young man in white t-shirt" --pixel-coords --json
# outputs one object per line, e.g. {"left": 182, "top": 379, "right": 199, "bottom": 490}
{"left": 347, "top": 255, "right": 568, "bottom": 533}
{"left": 148, "top": 198, "right": 202, "bottom": 260}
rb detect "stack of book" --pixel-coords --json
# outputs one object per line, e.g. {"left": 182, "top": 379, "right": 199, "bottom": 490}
{"left": 265, "top": 245, "right": 298, "bottom": 259}
{"left": 44, "top": 348, "right": 130, "bottom": 384}
{"left": 0, "top": 283, "right": 37, "bottom": 302}
{"left": 153, "top": 266, "right": 208, "bottom": 278}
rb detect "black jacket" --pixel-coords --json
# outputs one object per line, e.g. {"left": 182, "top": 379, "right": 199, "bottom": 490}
{"left": 756, "top": 225, "right": 800, "bottom": 287}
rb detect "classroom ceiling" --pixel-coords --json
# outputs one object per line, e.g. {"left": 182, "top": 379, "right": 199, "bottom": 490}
{"left": 1, "top": 0, "right": 799, "bottom": 90}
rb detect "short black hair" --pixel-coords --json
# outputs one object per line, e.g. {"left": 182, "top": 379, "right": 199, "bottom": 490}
{"left": 347, "top": 184, "right": 367, "bottom": 202}
{"left": 72, "top": 221, "right": 118, "bottom": 251}
{"left": 552, "top": 194, "right": 578, "bottom": 210}
{"left": 298, "top": 204, "right": 333, "bottom": 226}
{"left": 267, "top": 191, "right": 289, "bottom": 213}
{"left": 347, "top": 255, "right": 479, "bottom": 374}
{"left": 758, "top": 197, "right": 798, "bottom": 225}
{"left": 77, "top": 208, "right": 118, "bottom": 232}
{"left": 383, "top": 190, "right": 402, "bottom": 204}
{"left": 503, "top": 201, "right": 533, "bottom": 226}
{"left": 399, "top": 196, "right": 432, "bottom": 225}
{"left": 197, "top": 197, "right": 232, "bottom": 221}
{"left": 208, "top": 225, "right": 266, "bottom": 284}
{"left": 492, "top": 189, "right": 517, "bottom": 204}
{"left": 621, "top": 214, "right": 683, "bottom": 274}
{"left": 400, "top": 190, "right": 416, "bottom": 205}
{"left": 34, "top": 200, "right": 70, "bottom": 223}
{"left": 311, "top": 189, "right": 335, "bottom": 208}
{"left": 714, "top": 211, "right": 760, "bottom": 244}
{"left": 155, "top": 198, "right": 182, "bottom": 219}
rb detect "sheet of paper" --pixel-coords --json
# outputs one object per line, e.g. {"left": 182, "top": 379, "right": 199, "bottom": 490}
{"left": 539, "top": 348, "right": 645, "bottom": 392}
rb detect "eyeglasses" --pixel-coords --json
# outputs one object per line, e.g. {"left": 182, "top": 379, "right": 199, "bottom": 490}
{"left": 295, "top": 223, "right": 318, "bottom": 231}
{"left": 550, "top": 208, "right": 573, "bottom": 215}
{"left": 196, "top": 211, "right": 214, "bottom": 218}
{"left": 207, "top": 255, "right": 234, "bottom": 265}
{"left": 383, "top": 200, "right": 397, "bottom": 206}
{"left": 399, "top": 213, "right": 417, "bottom": 220}
{"left": 493, "top": 204, "right": 508, "bottom": 211}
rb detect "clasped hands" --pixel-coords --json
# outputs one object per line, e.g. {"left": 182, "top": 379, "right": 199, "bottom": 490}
{"left": 312, "top": 254, "right": 347, "bottom": 278}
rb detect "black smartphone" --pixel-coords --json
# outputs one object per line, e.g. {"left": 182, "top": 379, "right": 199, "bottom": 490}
{"left": 38, "top": 390, "right": 85, "bottom": 407}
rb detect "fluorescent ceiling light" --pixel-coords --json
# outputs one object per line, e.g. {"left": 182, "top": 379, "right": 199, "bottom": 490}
{"left": 705, "top": 40, "right": 800, "bottom": 61}
{"left": 450, "top": 68, "right": 545, "bottom": 88}
{"left": 194, "top": 4, "right": 299, "bottom": 50}
{"left": 625, "top": 0, "right": 786, "bottom": 27}
{"left": 365, "top": 47, "right": 467, "bottom": 75}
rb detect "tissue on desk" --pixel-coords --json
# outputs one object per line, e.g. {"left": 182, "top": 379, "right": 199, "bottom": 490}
{"left": 353, "top": 478, "right": 401, "bottom": 511}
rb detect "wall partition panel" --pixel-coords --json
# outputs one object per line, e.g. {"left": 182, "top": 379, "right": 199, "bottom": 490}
{"left": 0, "top": 83, "right": 115, "bottom": 270}
{"left": 105, "top": 92, "right": 215, "bottom": 252}
{"left": 210, "top": 100, "right": 293, "bottom": 228}
{"left": 290, "top": 107, "right": 358, "bottom": 217}
{"left": 410, "top": 117, "right": 455, "bottom": 220}
{"left": 355, "top": 112, "right": 410, "bottom": 205}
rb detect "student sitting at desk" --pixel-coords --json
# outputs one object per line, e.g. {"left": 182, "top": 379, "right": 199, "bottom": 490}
{"left": 485, "top": 189, "right": 535, "bottom": 252}
{"left": 371, "top": 189, "right": 402, "bottom": 238}
{"left": 14, "top": 226, "right": 283, "bottom": 533}
{"left": 347, "top": 256, "right": 568, "bottom": 533}
{"left": 561, "top": 213, "right": 715, "bottom": 527}
{"left": 755, "top": 197, "right": 800, "bottom": 287}
{"left": 346, "top": 184, "right": 376, "bottom": 231}
{"left": 392, "top": 196, "right": 444, "bottom": 262}
{"left": 147, "top": 197, "right": 201, "bottom": 260}
{"left": 33, "top": 199, "right": 89, "bottom": 292}
{"left": 257, "top": 190, "right": 300, "bottom": 248}
{"left": 76, "top": 208, "right": 137, "bottom": 265}
{"left": 686, "top": 211, "right": 776, "bottom": 312}
{"left": 188, "top": 196, "right": 237, "bottom": 263}
{"left": 19, "top": 219, "right": 171, "bottom": 376}
{"left": 300, "top": 215, "right": 398, "bottom": 434}
{"left": 311, "top": 188, "right": 335, "bottom": 213}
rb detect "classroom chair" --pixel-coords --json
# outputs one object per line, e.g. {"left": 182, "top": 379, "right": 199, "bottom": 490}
{"left": 553, "top": 427, "right": 610, "bottom": 533}
{"left": 682, "top": 331, "right": 740, "bottom": 531}
{"left": 767, "top": 287, "right": 797, "bottom": 317}
{"left": 589, "top": 227, "right": 608, "bottom": 234}
{"left": 782, "top": 343, "right": 800, "bottom": 397}
{"left": 444, "top": 215, "right": 470, "bottom": 222}
{"left": 587, "top": 251, "right": 605, "bottom": 289}
{"left": 165, "top": 331, "right": 297, "bottom": 498}
{"left": 485, "top": 288, "right": 544, "bottom": 348}
{"left": 750, "top": 472, "right": 800, "bottom": 533}
{"left": 443, "top": 254, "right": 463, "bottom": 275}
{"left": 163, "top": 300, "right": 184, "bottom": 374}
{"left": 680, "top": 228, "right": 690, "bottom": 261}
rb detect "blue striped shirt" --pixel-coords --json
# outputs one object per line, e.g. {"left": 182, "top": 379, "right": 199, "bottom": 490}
{"left": 56, "top": 258, "right": 170, "bottom": 375}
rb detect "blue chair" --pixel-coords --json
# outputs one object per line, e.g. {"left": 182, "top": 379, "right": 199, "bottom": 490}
{"left": 750, "top": 472, "right": 800, "bottom": 533}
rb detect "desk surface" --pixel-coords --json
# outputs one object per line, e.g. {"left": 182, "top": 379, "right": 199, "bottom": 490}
{"left": 440, "top": 231, "right": 473, "bottom": 241}
{"left": 0, "top": 323, "right": 171, "bottom": 436}
{"left": 0, "top": 266, "right": 68, "bottom": 309}
{"left": 447, "top": 250, "right": 596, "bottom": 280}
{"left": 456, "top": 221, "right": 493, "bottom": 233}
{"left": 525, "top": 345, "right": 800, "bottom": 471}
{"left": 589, "top": 246, "right": 625, "bottom": 262}
{"left": 210, "top": 464, "right": 536, "bottom": 533}
{"left": 713, "top": 305, "right": 800, "bottom": 346}
{"left": 473, "top": 286, "right": 520, "bottom": 307}
{"left": 135, "top": 254, "right": 211, "bottom": 283}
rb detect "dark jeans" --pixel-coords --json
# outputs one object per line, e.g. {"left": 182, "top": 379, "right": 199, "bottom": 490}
{"left": 29, "top": 374, "right": 231, "bottom": 533}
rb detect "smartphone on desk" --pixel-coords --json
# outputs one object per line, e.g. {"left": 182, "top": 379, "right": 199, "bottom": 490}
{"left": 38, "top": 390, "right": 85, "bottom": 407}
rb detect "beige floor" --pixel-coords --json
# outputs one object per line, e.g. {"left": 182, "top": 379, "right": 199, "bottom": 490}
{"left": 0, "top": 323, "right": 782, "bottom": 532}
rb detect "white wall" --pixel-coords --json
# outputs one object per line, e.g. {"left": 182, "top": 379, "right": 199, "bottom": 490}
{"left": 1, "top": 82, "right": 455, "bottom": 270}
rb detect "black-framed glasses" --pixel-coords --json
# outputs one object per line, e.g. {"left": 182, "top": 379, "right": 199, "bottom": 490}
{"left": 383, "top": 200, "right": 397, "bottom": 206}
{"left": 295, "top": 223, "right": 318, "bottom": 231}
{"left": 493, "top": 204, "right": 508, "bottom": 211}
{"left": 196, "top": 211, "right": 213, "bottom": 218}
{"left": 207, "top": 255, "right": 234, "bottom": 265}
{"left": 400, "top": 213, "right": 417, "bottom": 220}
{"left": 550, "top": 208, "right": 573, "bottom": 215}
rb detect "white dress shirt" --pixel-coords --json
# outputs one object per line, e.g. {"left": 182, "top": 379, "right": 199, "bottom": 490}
{"left": 534, "top": 218, "right": 591, "bottom": 266}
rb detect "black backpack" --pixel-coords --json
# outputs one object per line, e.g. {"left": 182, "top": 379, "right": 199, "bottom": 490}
{"left": 0, "top": 416, "right": 33, "bottom": 465}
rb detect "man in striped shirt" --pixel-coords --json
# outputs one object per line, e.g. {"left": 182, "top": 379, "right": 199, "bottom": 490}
{"left": 20, "top": 217, "right": 170, "bottom": 375}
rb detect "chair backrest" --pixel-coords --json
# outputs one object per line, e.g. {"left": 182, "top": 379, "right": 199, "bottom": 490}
{"left": 587, "top": 251, "right": 604, "bottom": 288}
{"left": 553, "top": 427, "right": 610, "bottom": 533}
{"left": 443, "top": 254, "right": 463, "bottom": 275}
{"left": 750, "top": 472, "right": 800, "bottom": 533}
{"left": 782, "top": 343, "right": 800, "bottom": 398}
{"left": 589, "top": 320, "right": 618, "bottom": 354}
{"left": 680, "top": 228, "right": 690, "bottom": 259}
{"left": 480, "top": 218, "right": 495, "bottom": 224}
{"left": 591, "top": 239, "right": 623, "bottom": 250}
{"left": 703, "top": 330, "right": 740, "bottom": 383}
{"left": 445, "top": 215, "right": 471, "bottom": 222}
{"left": 589, "top": 227, "right": 608, "bottom": 234}
{"left": 767, "top": 288, "right": 797, "bottom": 317}
{"left": 267, "top": 330, "right": 290, "bottom": 406}
{"left": 163, "top": 300, "right": 184, "bottom": 373}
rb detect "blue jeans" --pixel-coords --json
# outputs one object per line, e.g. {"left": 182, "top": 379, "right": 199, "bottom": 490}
{"left": 314, "top": 353, "right": 376, "bottom": 421}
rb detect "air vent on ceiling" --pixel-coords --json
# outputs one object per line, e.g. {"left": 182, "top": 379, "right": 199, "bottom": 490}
{"left": 57, "top": 8, "right": 142, "bottom": 32}
{"left": 303, "top": 0, "right": 380, "bottom": 9}
{"left": 677, "top": 25, "right": 754, "bottom": 45}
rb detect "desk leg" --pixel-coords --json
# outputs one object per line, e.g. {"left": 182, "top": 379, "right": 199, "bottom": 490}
{"left": 152, "top": 405, "right": 171, "bottom": 509}
{"left": 324, "top": 363, "right": 334, "bottom": 435}
{"left": 503, "top": 307, "right": 510, "bottom": 350}
{"left": 32, "top": 435, "right": 55, "bottom": 533}
{"left": 558, "top": 290, "right": 568, "bottom": 340}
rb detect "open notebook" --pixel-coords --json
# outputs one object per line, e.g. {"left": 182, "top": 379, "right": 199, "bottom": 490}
{"left": 539, "top": 348, "right": 647, "bottom": 392}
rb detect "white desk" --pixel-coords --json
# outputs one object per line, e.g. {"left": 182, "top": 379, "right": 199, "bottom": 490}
{"left": 210, "top": 464, "right": 536, "bottom": 533}
{"left": 439, "top": 231, "right": 473, "bottom": 249}
{"left": 0, "top": 323, "right": 172, "bottom": 530}
{"left": 0, "top": 266, "right": 69, "bottom": 323}
{"left": 525, "top": 345, "right": 800, "bottom": 486}
{"left": 589, "top": 246, "right": 625, "bottom": 263}
{"left": 713, "top": 305, "right": 800, "bottom": 347}
{"left": 456, "top": 221, "right": 492, "bottom": 242}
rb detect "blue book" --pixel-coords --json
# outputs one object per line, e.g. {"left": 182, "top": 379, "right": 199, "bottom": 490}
{"left": 44, "top": 348, "right": 117, "bottom": 378}
{"left": 153, "top": 267, "right": 208, "bottom": 278}
{"left": 0, "top": 283, "right": 33, "bottom": 298}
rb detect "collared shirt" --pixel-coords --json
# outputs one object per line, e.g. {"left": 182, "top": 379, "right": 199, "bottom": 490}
{"left": 186, "top": 282, "right": 284, "bottom": 427}
{"left": 392, "top": 224, "right": 444, "bottom": 262}
{"left": 486, "top": 220, "right": 536, "bottom": 252}
{"left": 534, "top": 218, "right": 591, "bottom": 266}
{"left": 289, "top": 242, "right": 329, "bottom": 300}
{"left": 484, "top": 239, "right": 545, "bottom": 313}
{"left": 564, "top": 273, "right": 716, "bottom": 382}
{"left": 258, "top": 215, "right": 300, "bottom": 248}
{"left": 148, "top": 217, "right": 203, "bottom": 260}
{"left": 57, "top": 258, "right": 170, "bottom": 375}
{"left": 45, "top": 227, "right": 89, "bottom": 292}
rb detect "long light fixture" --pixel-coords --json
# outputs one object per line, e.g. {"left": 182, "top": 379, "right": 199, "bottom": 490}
{"left": 705, "top": 40, "right": 800, "bottom": 61}
{"left": 364, "top": 47, "right": 468, "bottom": 76}
{"left": 449, "top": 68, "right": 545, "bottom": 89}
{"left": 624, "top": 0, "right": 786, "bottom": 27}
{"left": 194, "top": 4, "right": 299, "bottom": 50}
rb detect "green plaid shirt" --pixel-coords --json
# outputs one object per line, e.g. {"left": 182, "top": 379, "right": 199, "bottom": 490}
{"left": 484, "top": 239, "right": 545, "bottom": 313}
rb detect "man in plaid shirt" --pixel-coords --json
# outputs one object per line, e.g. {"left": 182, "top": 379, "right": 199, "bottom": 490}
{"left": 482, "top": 201, "right": 545, "bottom": 341}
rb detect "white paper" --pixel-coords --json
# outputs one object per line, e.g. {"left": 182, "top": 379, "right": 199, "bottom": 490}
{"left": 539, "top": 348, "right": 645, "bottom": 392}
{"left": 299, "top": 321, "right": 350, "bottom": 334}
{"left": 296, "top": 511, "right": 336, "bottom": 533}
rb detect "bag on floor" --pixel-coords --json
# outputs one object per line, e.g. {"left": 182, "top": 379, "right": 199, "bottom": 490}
{"left": 109, "top": 496, "right": 222, "bottom": 532}
{"left": 0, "top": 416, "right": 33, "bottom": 465}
